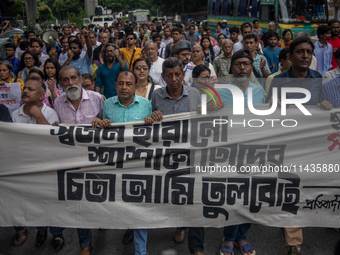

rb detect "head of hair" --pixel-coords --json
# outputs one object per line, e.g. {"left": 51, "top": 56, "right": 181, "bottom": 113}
{"left": 192, "top": 64, "right": 211, "bottom": 79}
{"left": 29, "top": 38, "right": 43, "bottom": 48}
{"left": 317, "top": 25, "right": 331, "bottom": 39}
{"left": 229, "top": 26, "right": 239, "bottom": 34}
{"left": 152, "top": 33, "right": 162, "bottom": 41}
{"left": 28, "top": 68, "right": 44, "bottom": 81}
{"left": 5, "top": 43, "right": 16, "bottom": 51}
{"left": 25, "top": 76, "right": 46, "bottom": 93}
{"left": 218, "top": 33, "right": 227, "bottom": 40}
{"left": 328, "top": 19, "right": 340, "bottom": 27}
{"left": 144, "top": 40, "right": 157, "bottom": 49}
{"left": 244, "top": 33, "right": 258, "bottom": 42}
{"left": 241, "top": 22, "right": 252, "bottom": 33}
{"left": 278, "top": 47, "right": 290, "bottom": 61}
{"left": 295, "top": 31, "right": 310, "bottom": 39}
{"left": 162, "top": 57, "right": 183, "bottom": 74}
{"left": 19, "top": 41, "right": 30, "bottom": 51}
{"left": 81, "top": 73, "right": 94, "bottom": 83}
{"left": 192, "top": 44, "right": 204, "bottom": 55}
{"left": 132, "top": 57, "right": 151, "bottom": 70}
{"left": 101, "top": 43, "right": 119, "bottom": 63}
{"left": 88, "top": 31, "right": 96, "bottom": 37}
{"left": 156, "top": 25, "right": 162, "bottom": 32}
{"left": 20, "top": 50, "right": 41, "bottom": 68}
{"left": 252, "top": 19, "right": 259, "bottom": 24}
{"left": 222, "top": 39, "right": 233, "bottom": 47}
{"left": 27, "top": 30, "right": 35, "bottom": 35}
{"left": 36, "top": 18, "right": 40, "bottom": 23}
{"left": 282, "top": 29, "right": 292, "bottom": 38}
{"left": 163, "top": 27, "right": 171, "bottom": 32}
{"left": 172, "top": 27, "right": 182, "bottom": 34}
{"left": 117, "top": 70, "right": 138, "bottom": 84}
{"left": 61, "top": 36, "right": 68, "bottom": 42}
{"left": 69, "top": 39, "right": 83, "bottom": 50}
{"left": 59, "top": 66, "right": 81, "bottom": 81}
{"left": 289, "top": 36, "right": 314, "bottom": 55}
{"left": 267, "top": 31, "right": 280, "bottom": 40}
{"left": 200, "top": 36, "right": 214, "bottom": 53}
{"left": 182, "top": 33, "right": 187, "bottom": 39}
{"left": 126, "top": 32, "right": 137, "bottom": 40}
{"left": 43, "top": 58, "right": 62, "bottom": 83}
{"left": 0, "top": 60, "right": 13, "bottom": 71}
{"left": 189, "top": 24, "right": 195, "bottom": 30}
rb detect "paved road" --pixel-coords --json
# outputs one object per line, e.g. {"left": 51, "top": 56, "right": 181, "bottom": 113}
{"left": 1, "top": 225, "right": 339, "bottom": 255}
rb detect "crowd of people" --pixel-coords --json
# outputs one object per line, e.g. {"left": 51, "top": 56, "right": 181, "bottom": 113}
{"left": 1, "top": 17, "right": 340, "bottom": 255}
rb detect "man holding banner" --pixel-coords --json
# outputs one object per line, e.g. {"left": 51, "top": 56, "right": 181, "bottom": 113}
{"left": 93, "top": 70, "right": 153, "bottom": 255}
{"left": 53, "top": 66, "right": 104, "bottom": 255}
{"left": 10, "top": 76, "right": 59, "bottom": 247}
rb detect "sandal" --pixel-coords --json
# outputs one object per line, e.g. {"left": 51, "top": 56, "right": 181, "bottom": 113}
{"left": 234, "top": 240, "right": 256, "bottom": 255}
{"left": 13, "top": 229, "right": 28, "bottom": 247}
{"left": 220, "top": 238, "right": 234, "bottom": 255}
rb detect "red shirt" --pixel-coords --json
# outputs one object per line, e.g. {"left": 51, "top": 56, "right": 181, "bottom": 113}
{"left": 327, "top": 36, "right": 340, "bottom": 70}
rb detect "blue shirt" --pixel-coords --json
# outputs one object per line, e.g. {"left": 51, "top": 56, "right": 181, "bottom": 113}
{"left": 4, "top": 57, "right": 21, "bottom": 77}
{"left": 321, "top": 75, "right": 340, "bottom": 107}
{"left": 103, "top": 94, "right": 152, "bottom": 123}
{"left": 313, "top": 41, "right": 333, "bottom": 77}
{"left": 216, "top": 81, "right": 265, "bottom": 106}
{"left": 267, "top": 67, "right": 322, "bottom": 105}
{"left": 96, "top": 61, "right": 129, "bottom": 99}
{"left": 62, "top": 53, "right": 93, "bottom": 75}
{"left": 263, "top": 47, "right": 282, "bottom": 74}
{"left": 221, "top": 28, "right": 230, "bottom": 38}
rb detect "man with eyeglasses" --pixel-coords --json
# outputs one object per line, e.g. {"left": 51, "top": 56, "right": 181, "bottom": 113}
{"left": 95, "top": 43, "right": 129, "bottom": 99}
{"left": 327, "top": 19, "right": 340, "bottom": 70}
{"left": 210, "top": 50, "right": 263, "bottom": 255}
{"left": 120, "top": 33, "right": 142, "bottom": 71}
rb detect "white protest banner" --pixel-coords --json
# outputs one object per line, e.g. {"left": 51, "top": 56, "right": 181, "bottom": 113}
{"left": 0, "top": 106, "right": 340, "bottom": 229}
{"left": 0, "top": 82, "right": 21, "bottom": 113}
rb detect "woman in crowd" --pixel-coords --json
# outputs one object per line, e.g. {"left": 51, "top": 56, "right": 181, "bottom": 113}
{"left": 186, "top": 45, "right": 218, "bottom": 84}
{"left": 0, "top": 60, "right": 24, "bottom": 90}
{"left": 18, "top": 50, "right": 42, "bottom": 82}
{"left": 191, "top": 64, "right": 214, "bottom": 94}
{"left": 252, "top": 19, "right": 263, "bottom": 38}
{"left": 132, "top": 58, "right": 161, "bottom": 100}
{"left": 200, "top": 36, "right": 215, "bottom": 64}
{"left": 279, "top": 29, "right": 293, "bottom": 48}
{"left": 43, "top": 58, "right": 63, "bottom": 108}
{"left": 213, "top": 33, "right": 227, "bottom": 56}
{"left": 200, "top": 30, "right": 218, "bottom": 46}
{"left": 81, "top": 73, "right": 96, "bottom": 91}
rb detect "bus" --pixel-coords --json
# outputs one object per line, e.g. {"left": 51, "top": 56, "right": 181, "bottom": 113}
{"left": 207, "top": 0, "right": 329, "bottom": 36}
{"left": 128, "top": 9, "right": 151, "bottom": 23}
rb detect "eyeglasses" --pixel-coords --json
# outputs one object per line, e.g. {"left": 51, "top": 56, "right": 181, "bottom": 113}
{"left": 82, "top": 83, "right": 92, "bottom": 88}
{"left": 232, "top": 61, "right": 252, "bottom": 68}
{"left": 126, "top": 38, "right": 134, "bottom": 41}
{"left": 24, "top": 57, "right": 34, "bottom": 61}
{"left": 135, "top": 66, "right": 149, "bottom": 71}
{"left": 106, "top": 50, "right": 115, "bottom": 53}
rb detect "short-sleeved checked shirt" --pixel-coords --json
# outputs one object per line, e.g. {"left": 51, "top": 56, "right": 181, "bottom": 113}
{"left": 321, "top": 76, "right": 340, "bottom": 107}
{"left": 253, "top": 54, "right": 271, "bottom": 78}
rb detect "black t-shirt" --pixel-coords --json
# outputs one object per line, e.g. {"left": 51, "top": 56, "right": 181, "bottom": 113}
{"left": 0, "top": 104, "right": 12, "bottom": 122}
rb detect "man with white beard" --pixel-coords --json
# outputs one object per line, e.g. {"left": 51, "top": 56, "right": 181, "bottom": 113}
{"left": 54, "top": 66, "right": 104, "bottom": 125}
{"left": 53, "top": 66, "right": 104, "bottom": 255}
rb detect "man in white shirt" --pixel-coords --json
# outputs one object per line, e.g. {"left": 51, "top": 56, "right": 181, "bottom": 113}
{"left": 144, "top": 41, "right": 164, "bottom": 84}
{"left": 12, "top": 77, "right": 59, "bottom": 124}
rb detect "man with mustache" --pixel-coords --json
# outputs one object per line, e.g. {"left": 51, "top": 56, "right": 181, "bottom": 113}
{"left": 95, "top": 43, "right": 129, "bottom": 99}
{"left": 61, "top": 29, "right": 93, "bottom": 75}
{"left": 11, "top": 77, "right": 59, "bottom": 124}
{"left": 53, "top": 66, "right": 104, "bottom": 255}
{"left": 212, "top": 49, "right": 262, "bottom": 255}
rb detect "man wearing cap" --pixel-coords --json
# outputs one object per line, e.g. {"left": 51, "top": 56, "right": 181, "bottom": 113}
{"left": 220, "top": 20, "right": 230, "bottom": 38}
{"left": 189, "top": 50, "right": 261, "bottom": 255}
